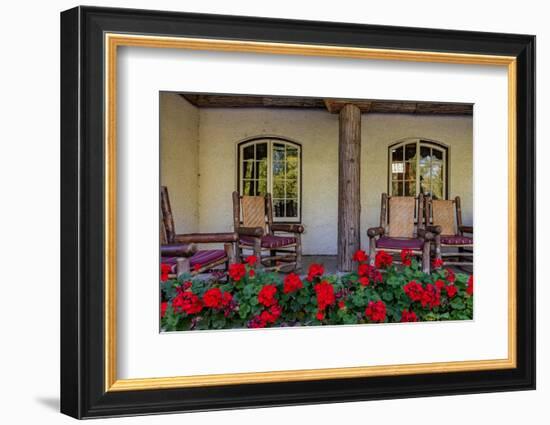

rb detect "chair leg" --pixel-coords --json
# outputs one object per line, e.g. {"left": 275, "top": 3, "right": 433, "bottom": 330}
{"left": 295, "top": 234, "right": 302, "bottom": 271}
{"left": 422, "top": 242, "right": 431, "bottom": 273}
{"left": 368, "top": 237, "right": 376, "bottom": 267}
{"left": 253, "top": 238, "right": 262, "bottom": 267}
{"left": 175, "top": 257, "right": 190, "bottom": 278}
{"left": 434, "top": 234, "right": 442, "bottom": 262}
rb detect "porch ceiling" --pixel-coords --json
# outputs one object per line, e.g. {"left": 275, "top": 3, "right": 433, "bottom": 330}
{"left": 180, "top": 94, "right": 473, "bottom": 115}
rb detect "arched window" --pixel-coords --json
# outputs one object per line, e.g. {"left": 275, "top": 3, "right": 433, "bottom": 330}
{"left": 238, "top": 137, "right": 301, "bottom": 222}
{"left": 388, "top": 139, "right": 448, "bottom": 199}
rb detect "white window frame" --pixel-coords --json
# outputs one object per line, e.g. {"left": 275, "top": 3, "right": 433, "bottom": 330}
{"left": 388, "top": 138, "right": 448, "bottom": 199}
{"left": 238, "top": 138, "right": 302, "bottom": 223}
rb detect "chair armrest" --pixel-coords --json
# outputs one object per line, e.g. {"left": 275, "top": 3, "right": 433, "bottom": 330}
{"left": 271, "top": 223, "right": 304, "bottom": 234}
{"left": 425, "top": 225, "right": 442, "bottom": 235}
{"left": 236, "top": 227, "right": 264, "bottom": 237}
{"left": 459, "top": 225, "right": 473, "bottom": 234}
{"left": 161, "top": 243, "right": 197, "bottom": 257}
{"left": 174, "top": 232, "right": 239, "bottom": 244}
{"left": 417, "top": 228, "right": 436, "bottom": 241}
{"left": 367, "top": 226, "right": 385, "bottom": 238}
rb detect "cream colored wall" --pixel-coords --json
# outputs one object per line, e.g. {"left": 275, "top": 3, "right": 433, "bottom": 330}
{"left": 159, "top": 93, "right": 200, "bottom": 234}
{"left": 360, "top": 114, "right": 473, "bottom": 252}
{"left": 198, "top": 108, "right": 339, "bottom": 255}
{"left": 161, "top": 102, "right": 473, "bottom": 255}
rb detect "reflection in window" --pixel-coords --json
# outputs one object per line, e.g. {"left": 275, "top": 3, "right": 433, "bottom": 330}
{"left": 389, "top": 140, "right": 447, "bottom": 199}
{"left": 238, "top": 139, "right": 301, "bottom": 222}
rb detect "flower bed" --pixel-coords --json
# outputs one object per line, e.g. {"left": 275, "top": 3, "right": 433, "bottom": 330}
{"left": 160, "top": 250, "right": 473, "bottom": 331}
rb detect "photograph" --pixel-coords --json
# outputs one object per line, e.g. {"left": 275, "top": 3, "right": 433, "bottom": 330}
{"left": 159, "top": 92, "right": 474, "bottom": 331}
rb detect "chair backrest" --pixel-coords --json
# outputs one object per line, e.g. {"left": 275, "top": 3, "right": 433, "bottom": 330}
{"left": 380, "top": 193, "right": 424, "bottom": 238}
{"left": 160, "top": 186, "right": 176, "bottom": 243}
{"left": 429, "top": 196, "right": 462, "bottom": 236}
{"left": 233, "top": 191, "right": 273, "bottom": 234}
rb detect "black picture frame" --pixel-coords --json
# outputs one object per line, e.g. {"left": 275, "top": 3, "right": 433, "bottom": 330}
{"left": 61, "top": 5, "right": 535, "bottom": 419}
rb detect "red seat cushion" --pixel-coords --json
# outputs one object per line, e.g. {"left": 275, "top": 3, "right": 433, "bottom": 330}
{"left": 189, "top": 249, "right": 226, "bottom": 267}
{"left": 240, "top": 234, "right": 296, "bottom": 249}
{"left": 440, "top": 235, "right": 473, "bottom": 245}
{"left": 376, "top": 237, "right": 424, "bottom": 250}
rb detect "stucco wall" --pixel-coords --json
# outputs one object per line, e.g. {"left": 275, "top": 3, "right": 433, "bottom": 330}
{"left": 198, "top": 108, "right": 339, "bottom": 255}
{"left": 159, "top": 93, "right": 199, "bottom": 234}
{"left": 161, "top": 102, "right": 473, "bottom": 255}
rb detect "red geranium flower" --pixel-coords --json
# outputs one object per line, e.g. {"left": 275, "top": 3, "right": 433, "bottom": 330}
{"left": 445, "top": 284, "right": 458, "bottom": 298}
{"left": 283, "top": 273, "right": 303, "bottom": 294}
{"left": 160, "top": 263, "right": 171, "bottom": 282}
{"left": 400, "top": 309, "right": 418, "bottom": 322}
{"left": 182, "top": 281, "right": 192, "bottom": 290}
{"left": 400, "top": 249, "right": 413, "bottom": 266}
{"left": 316, "top": 311, "right": 325, "bottom": 321}
{"left": 222, "top": 292, "right": 233, "bottom": 307}
{"left": 365, "top": 300, "right": 387, "bottom": 322}
{"left": 258, "top": 284, "right": 278, "bottom": 307}
{"left": 249, "top": 269, "right": 255, "bottom": 278}
{"left": 172, "top": 290, "right": 203, "bottom": 315}
{"left": 446, "top": 268, "right": 456, "bottom": 283}
{"left": 420, "top": 283, "right": 440, "bottom": 309}
{"left": 228, "top": 263, "right": 246, "bottom": 281}
{"left": 338, "top": 300, "right": 346, "bottom": 310}
{"left": 314, "top": 280, "right": 335, "bottom": 311}
{"left": 203, "top": 288, "right": 223, "bottom": 308}
{"left": 432, "top": 258, "right": 444, "bottom": 269}
{"left": 307, "top": 263, "right": 325, "bottom": 282}
{"left": 375, "top": 250, "right": 393, "bottom": 269}
{"left": 358, "top": 263, "right": 370, "bottom": 277}
{"left": 249, "top": 315, "right": 266, "bottom": 328}
{"left": 404, "top": 280, "right": 424, "bottom": 302}
{"left": 467, "top": 275, "right": 474, "bottom": 296}
{"left": 160, "top": 301, "right": 168, "bottom": 318}
{"left": 260, "top": 304, "right": 282, "bottom": 324}
{"left": 352, "top": 249, "right": 368, "bottom": 263}
{"left": 435, "top": 279, "right": 446, "bottom": 290}
{"left": 245, "top": 255, "right": 258, "bottom": 267}
{"left": 359, "top": 276, "right": 370, "bottom": 287}
{"left": 193, "top": 263, "right": 202, "bottom": 272}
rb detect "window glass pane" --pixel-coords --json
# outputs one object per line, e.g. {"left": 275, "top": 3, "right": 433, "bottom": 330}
{"left": 273, "top": 179, "right": 285, "bottom": 198}
{"left": 431, "top": 160, "right": 444, "bottom": 199}
{"left": 405, "top": 181, "right": 416, "bottom": 196}
{"left": 391, "top": 162, "right": 404, "bottom": 180}
{"left": 433, "top": 148, "right": 443, "bottom": 160}
{"left": 405, "top": 143, "right": 417, "bottom": 160}
{"left": 257, "top": 179, "right": 267, "bottom": 195}
{"left": 256, "top": 142, "right": 268, "bottom": 160}
{"left": 242, "top": 160, "right": 254, "bottom": 179}
{"left": 273, "top": 161, "right": 285, "bottom": 178}
{"left": 286, "top": 146, "right": 298, "bottom": 159}
{"left": 420, "top": 146, "right": 431, "bottom": 160}
{"left": 243, "top": 145, "right": 255, "bottom": 160}
{"left": 405, "top": 161, "right": 416, "bottom": 180}
{"left": 392, "top": 146, "right": 403, "bottom": 162}
{"left": 286, "top": 179, "right": 298, "bottom": 198}
{"left": 286, "top": 157, "right": 298, "bottom": 179}
{"left": 392, "top": 181, "right": 403, "bottom": 196}
{"left": 243, "top": 180, "right": 255, "bottom": 196}
{"left": 285, "top": 199, "right": 298, "bottom": 218}
{"left": 273, "top": 143, "right": 285, "bottom": 162}
{"left": 273, "top": 199, "right": 285, "bottom": 217}
{"left": 257, "top": 158, "right": 268, "bottom": 180}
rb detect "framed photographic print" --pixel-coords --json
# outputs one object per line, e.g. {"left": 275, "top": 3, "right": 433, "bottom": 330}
{"left": 60, "top": 6, "right": 535, "bottom": 419}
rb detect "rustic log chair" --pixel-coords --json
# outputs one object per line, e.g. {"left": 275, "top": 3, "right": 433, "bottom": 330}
{"left": 425, "top": 195, "right": 473, "bottom": 267}
{"left": 232, "top": 191, "right": 304, "bottom": 271}
{"left": 367, "top": 193, "right": 436, "bottom": 273}
{"left": 160, "top": 186, "right": 238, "bottom": 278}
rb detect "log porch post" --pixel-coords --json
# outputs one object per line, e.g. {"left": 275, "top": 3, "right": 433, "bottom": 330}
{"left": 337, "top": 104, "right": 361, "bottom": 272}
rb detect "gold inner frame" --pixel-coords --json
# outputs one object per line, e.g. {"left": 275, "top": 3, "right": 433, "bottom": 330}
{"left": 104, "top": 33, "right": 517, "bottom": 392}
